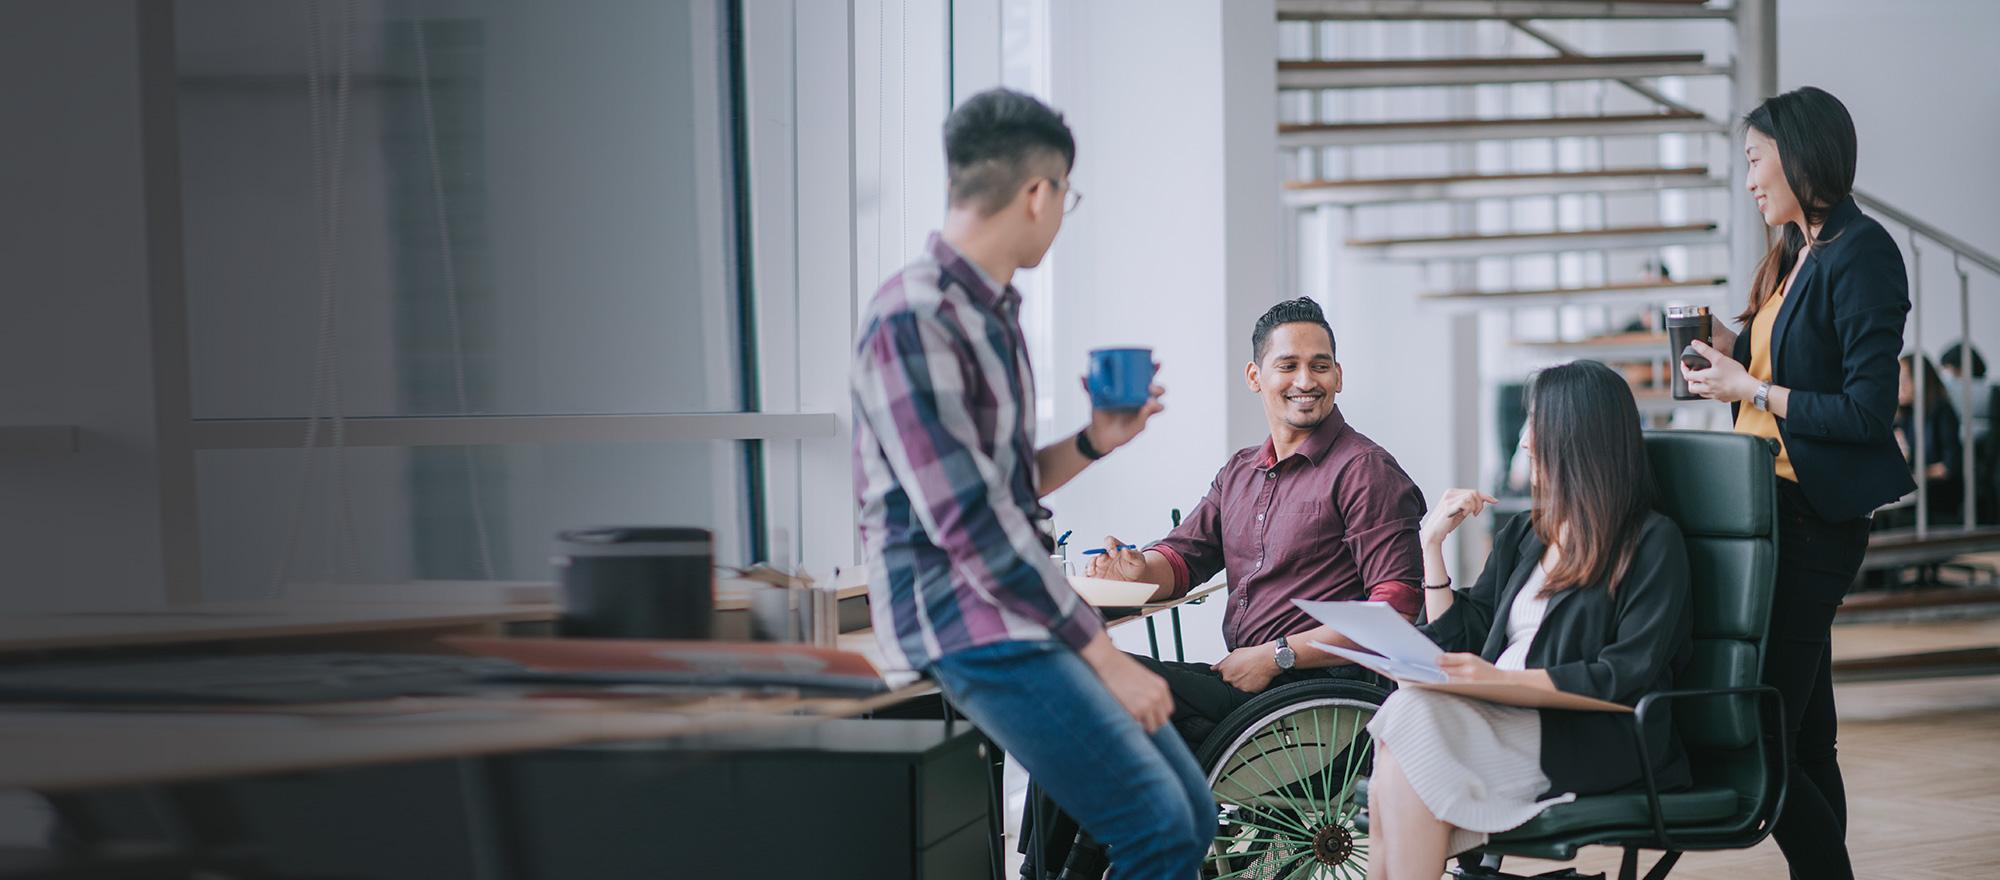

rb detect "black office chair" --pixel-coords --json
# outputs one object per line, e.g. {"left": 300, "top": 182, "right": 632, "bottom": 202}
{"left": 1452, "top": 430, "right": 1789, "bottom": 880}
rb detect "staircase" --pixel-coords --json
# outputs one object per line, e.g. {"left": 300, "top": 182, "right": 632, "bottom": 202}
{"left": 1272, "top": 0, "right": 2000, "bottom": 666}
{"left": 1278, "top": 0, "right": 1757, "bottom": 426}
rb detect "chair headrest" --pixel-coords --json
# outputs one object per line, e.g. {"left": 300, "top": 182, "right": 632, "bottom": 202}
{"left": 1644, "top": 430, "right": 1777, "bottom": 539}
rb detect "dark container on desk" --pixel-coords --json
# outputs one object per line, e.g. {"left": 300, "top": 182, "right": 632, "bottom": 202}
{"left": 554, "top": 526, "right": 713, "bottom": 639}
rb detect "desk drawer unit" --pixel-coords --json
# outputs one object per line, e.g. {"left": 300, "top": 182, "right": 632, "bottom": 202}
{"left": 493, "top": 718, "right": 998, "bottom": 879}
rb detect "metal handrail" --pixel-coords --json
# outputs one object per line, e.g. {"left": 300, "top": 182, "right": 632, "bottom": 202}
{"left": 1860, "top": 189, "right": 1997, "bottom": 537}
{"left": 1855, "top": 188, "right": 2000, "bottom": 276}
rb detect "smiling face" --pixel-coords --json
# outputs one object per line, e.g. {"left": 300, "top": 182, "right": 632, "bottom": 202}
{"left": 1745, "top": 128, "right": 1804, "bottom": 230}
{"left": 1247, "top": 322, "right": 1341, "bottom": 432}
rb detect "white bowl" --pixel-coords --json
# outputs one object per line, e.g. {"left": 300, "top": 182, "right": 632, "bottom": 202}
{"left": 1069, "top": 575, "right": 1157, "bottom": 607}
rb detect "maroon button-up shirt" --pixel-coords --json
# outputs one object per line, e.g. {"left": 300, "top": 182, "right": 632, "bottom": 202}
{"left": 1149, "top": 406, "right": 1426, "bottom": 650}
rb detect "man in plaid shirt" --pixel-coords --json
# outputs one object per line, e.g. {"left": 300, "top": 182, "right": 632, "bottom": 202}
{"left": 852, "top": 89, "right": 1213, "bottom": 878}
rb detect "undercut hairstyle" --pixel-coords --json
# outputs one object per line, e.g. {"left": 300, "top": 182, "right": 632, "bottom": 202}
{"left": 1251, "top": 297, "right": 1337, "bottom": 364}
{"left": 943, "top": 88, "right": 1076, "bottom": 216}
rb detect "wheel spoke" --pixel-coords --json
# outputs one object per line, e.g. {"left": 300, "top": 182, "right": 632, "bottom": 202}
{"left": 1265, "top": 846, "right": 1320, "bottom": 880}
{"left": 1279, "top": 715, "right": 1325, "bottom": 808}
{"left": 1232, "top": 724, "right": 1328, "bottom": 828}
{"left": 1216, "top": 813, "right": 1314, "bottom": 842}
{"left": 1212, "top": 845, "right": 1313, "bottom": 880}
{"left": 1200, "top": 836, "right": 1296, "bottom": 876}
{"left": 1213, "top": 791, "right": 1316, "bottom": 837}
{"left": 1208, "top": 848, "right": 1304, "bottom": 880}
{"left": 1240, "top": 720, "right": 1321, "bottom": 822}
{"left": 1335, "top": 713, "right": 1371, "bottom": 816}
{"left": 1314, "top": 706, "right": 1339, "bottom": 814}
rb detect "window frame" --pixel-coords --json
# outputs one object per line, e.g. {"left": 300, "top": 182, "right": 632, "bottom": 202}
{"left": 147, "top": 0, "right": 853, "bottom": 601}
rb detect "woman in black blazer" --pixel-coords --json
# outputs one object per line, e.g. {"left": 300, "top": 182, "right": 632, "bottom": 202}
{"left": 1683, "top": 86, "right": 1911, "bottom": 880}
{"left": 1363, "top": 361, "right": 1692, "bottom": 878}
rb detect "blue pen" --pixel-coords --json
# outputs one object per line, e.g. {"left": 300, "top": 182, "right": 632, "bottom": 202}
{"left": 1081, "top": 544, "right": 1137, "bottom": 556}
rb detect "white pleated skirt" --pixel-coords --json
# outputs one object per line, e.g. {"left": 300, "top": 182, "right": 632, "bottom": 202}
{"left": 1366, "top": 687, "right": 1577, "bottom": 856}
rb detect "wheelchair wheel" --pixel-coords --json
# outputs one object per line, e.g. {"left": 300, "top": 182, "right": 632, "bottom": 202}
{"left": 1195, "top": 678, "right": 1389, "bottom": 880}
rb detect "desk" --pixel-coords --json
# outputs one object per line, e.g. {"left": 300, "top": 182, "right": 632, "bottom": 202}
{"left": 0, "top": 595, "right": 935, "bottom": 793}
{"left": 5, "top": 584, "right": 1223, "bottom": 879}
{"left": 1110, "top": 581, "right": 1226, "bottom": 663}
{"left": 0, "top": 682, "right": 937, "bottom": 794}
{"left": 3, "top": 578, "right": 1225, "bottom": 792}
{"left": 0, "top": 601, "right": 560, "bottom": 654}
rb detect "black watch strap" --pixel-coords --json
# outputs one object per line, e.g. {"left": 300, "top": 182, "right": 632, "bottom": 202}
{"left": 1075, "top": 430, "right": 1106, "bottom": 461}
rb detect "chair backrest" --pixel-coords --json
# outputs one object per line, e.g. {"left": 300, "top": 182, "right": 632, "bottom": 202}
{"left": 1642, "top": 430, "right": 1778, "bottom": 802}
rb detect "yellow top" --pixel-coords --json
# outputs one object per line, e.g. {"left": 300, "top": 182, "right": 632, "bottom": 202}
{"left": 1734, "top": 292, "right": 1797, "bottom": 483}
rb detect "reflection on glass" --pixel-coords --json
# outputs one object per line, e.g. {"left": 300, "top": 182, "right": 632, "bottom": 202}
{"left": 197, "top": 442, "right": 751, "bottom": 602}
{"left": 177, "top": 0, "right": 745, "bottom": 419}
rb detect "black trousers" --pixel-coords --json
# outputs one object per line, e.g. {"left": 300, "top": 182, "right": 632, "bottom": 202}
{"left": 1767, "top": 480, "right": 1869, "bottom": 880}
{"left": 1019, "top": 653, "right": 1383, "bottom": 876}
{"left": 1133, "top": 654, "right": 1387, "bottom": 750}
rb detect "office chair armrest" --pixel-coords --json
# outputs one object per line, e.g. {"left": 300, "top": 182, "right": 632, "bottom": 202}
{"left": 1616, "top": 685, "right": 1788, "bottom": 851}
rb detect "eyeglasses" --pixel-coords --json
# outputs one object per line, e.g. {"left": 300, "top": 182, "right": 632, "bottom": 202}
{"left": 1046, "top": 178, "right": 1084, "bottom": 215}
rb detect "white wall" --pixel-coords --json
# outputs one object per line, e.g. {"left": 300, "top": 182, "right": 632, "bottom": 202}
{"left": 1028, "top": 0, "right": 1280, "bottom": 661}
{"left": 1779, "top": 0, "right": 2000, "bottom": 362}
{"left": 0, "top": 3, "right": 172, "bottom": 613}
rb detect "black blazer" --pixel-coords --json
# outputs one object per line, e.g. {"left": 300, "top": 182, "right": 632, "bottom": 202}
{"left": 1419, "top": 513, "right": 1693, "bottom": 798}
{"left": 1731, "top": 196, "right": 1915, "bottom": 522}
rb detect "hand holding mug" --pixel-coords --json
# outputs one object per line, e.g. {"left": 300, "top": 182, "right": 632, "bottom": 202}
{"left": 1078, "top": 376, "right": 1166, "bottom": 455}
{"left": 1682, "top": 339, "right": 1756, "bottom": 403}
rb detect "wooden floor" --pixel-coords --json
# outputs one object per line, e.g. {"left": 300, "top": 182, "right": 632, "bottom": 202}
{"left": 1005, "top": 616, "right": 2000, "bottom": 879}
{"left": 1504, "top": 671, "right": 2000, "bottom": 880}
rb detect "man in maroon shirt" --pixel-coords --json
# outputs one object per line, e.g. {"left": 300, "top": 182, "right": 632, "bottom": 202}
{"left": 1089, "top": 296, "right": 1426, "bottom": 746}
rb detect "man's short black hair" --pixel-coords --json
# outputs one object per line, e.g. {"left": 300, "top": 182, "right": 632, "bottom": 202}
{"left": 1942, "top": 342, "right": 1987, "bottom": 379}
{"left": 1252, "top": 297, "right": 1336, "bottom": 363}
{"left": 943, "top": 88, "right": 1075, "bottom": 216}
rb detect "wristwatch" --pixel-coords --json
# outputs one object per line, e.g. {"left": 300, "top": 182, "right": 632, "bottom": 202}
{"left": 1074, "top": 429, "right": 1106, "bottom": 461}
{"left": 1752, "top": 381, "right": 1771, "bottom": 412}
{"left": 1273, "top": 637, "right": 1296, "bottom": 671}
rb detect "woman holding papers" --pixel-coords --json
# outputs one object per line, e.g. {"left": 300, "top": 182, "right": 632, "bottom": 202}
{"left": 1681, "top": 87, "right": 1906, "bottom": 880}
{"left": 1362, "top": 360, "right": 1693, "bottom": 879}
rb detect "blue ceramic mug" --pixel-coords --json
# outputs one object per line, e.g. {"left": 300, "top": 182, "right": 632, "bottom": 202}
{"left": 1087, "top": 347, "right": 1156, "bottom": 411}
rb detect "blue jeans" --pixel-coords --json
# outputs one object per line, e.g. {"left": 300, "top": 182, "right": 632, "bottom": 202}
{"left": 929, "top": 640, "right": 1215, "bottom": 879}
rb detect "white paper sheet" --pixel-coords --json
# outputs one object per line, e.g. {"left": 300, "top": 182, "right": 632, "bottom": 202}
{"left": 1312, "top": 643, "right": 1447, "bottom": 684}
{"left": 1293, "top": 599, "right": 1445, "bottom": 664}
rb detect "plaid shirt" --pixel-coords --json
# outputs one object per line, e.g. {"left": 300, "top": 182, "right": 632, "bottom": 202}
{"left": 852, "top": 233, "right": 1104, "bottom": 673}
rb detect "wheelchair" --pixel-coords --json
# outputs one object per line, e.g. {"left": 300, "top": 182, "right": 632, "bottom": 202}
{"left": 1196, "top": 675, "right": 1390, "bottom": 879}
{"left": 1019, "top": 673, "right": 1389, "bottom": 880}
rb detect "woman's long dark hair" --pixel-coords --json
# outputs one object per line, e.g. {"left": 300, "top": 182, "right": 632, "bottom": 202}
{"left": 1737, "top": 86, "right": 1859, "bottom": 326}
{"left": 1526, "top": 361, "right": 1657, "bottom": 596}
